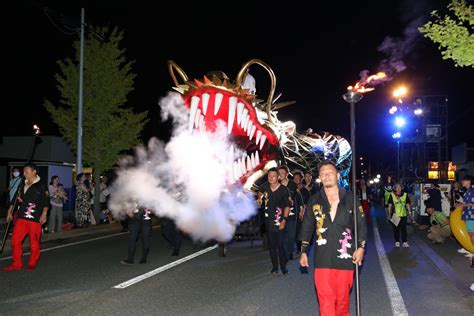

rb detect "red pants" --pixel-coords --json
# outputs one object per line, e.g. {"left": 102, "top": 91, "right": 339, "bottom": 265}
{"left": 315, "top": 268, "right": 354, "bottom": 316}
{"left": 10, "top": 219, "right": 42, "bottom": 268}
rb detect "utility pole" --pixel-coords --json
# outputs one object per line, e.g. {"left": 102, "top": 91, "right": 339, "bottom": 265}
{"left": 76, "top": 8, "right": 84, "bottom": 174}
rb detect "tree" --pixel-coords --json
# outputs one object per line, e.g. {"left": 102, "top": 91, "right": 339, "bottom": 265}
{"left": 44, "top": 26, "right": 149, "bottom": 219}
{"left": 419, "top": 0, "right": 474, "bottom": 67}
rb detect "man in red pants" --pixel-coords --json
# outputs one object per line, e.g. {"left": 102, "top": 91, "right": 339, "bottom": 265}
{"left": 3, "top": 163, "right": 49, "bottom": 271}
{"left": 299, "top": 161, "right": 367, "bottom": 316}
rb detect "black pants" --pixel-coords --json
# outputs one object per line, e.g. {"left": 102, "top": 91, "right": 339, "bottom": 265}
{"left": 392, "top": 216, "right": 407, "bottom": 242}
{"left": 127, "top": 219, "right": 151, "bottom": 261}
{"left": 161, "top": 218, "right": 181, "bottom": 250}
{"left": 267, "top": 229, "right": 287, "bottom": 271}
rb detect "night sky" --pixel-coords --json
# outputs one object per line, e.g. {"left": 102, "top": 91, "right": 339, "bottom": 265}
{"left": 5, "top": 0, "right": 472, "bottom": 174}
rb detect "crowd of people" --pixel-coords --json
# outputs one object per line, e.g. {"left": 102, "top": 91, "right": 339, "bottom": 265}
{"left": 2, "top": 160, "right": 473, "bottom": 313}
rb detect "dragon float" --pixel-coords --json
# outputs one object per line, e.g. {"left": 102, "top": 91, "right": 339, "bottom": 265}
{"left": 168, "top": 59, "right": 352, "bottom": 191}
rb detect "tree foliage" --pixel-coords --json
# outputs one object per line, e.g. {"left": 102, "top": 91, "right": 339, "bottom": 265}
{"left": 419, "top": 0, "right": 474, "bottom": 67}
{"left": 44, "top": 26, "right": 149, "bottom": 175}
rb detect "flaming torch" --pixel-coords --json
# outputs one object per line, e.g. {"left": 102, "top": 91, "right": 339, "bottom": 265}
{"left": 343, "top": 71, "right": 386, "bottom": 316}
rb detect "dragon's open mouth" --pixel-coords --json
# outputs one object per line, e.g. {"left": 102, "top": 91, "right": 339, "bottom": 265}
{"left": 183, "top": 86, "right": 279, "bottom": 186}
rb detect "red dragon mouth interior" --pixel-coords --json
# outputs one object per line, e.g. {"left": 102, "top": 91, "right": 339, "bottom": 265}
{"left": 182, "top": 86, "right": 279, "bottom": 185}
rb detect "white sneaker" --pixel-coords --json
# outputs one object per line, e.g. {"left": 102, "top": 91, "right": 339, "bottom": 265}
{"left": 402, "top": 242, "right": 410, "bottom": 248}
{"left": 457, "top": 248, "right": 469, "bottom": 254}
{"left": 395, "top": 242, "right": 400, "bottom": 247}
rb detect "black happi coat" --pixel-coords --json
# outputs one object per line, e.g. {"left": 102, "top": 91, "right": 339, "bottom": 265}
{"left": 14, "top": 180, "right": 49, "bottom": 223}
{"left": 259, "top": 182, "right": 291, "bottom": 232}
{"left": 299, "top": 187, "right": 367, "bottom": 270}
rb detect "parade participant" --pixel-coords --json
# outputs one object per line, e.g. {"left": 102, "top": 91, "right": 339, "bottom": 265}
{"left": 455, "top": 175, "right": 474, "bottom": 267}
{"left": 258, "top": 167, "right": 291, "bottom": 275}
{"left": 358, "top": 179, "right": 370, "bottom": 224}
{"left": 278, "top": 165, "right": 303, "bottom": 260}
{"left": 299, "top": 160, "right": 367, "bottom": 315}
{"left": 426, "top": 207, "right": 451, "bottom": 244}
{"left": 293, "top": 170, "right": 311, "bottom": 253}
{"left": 120, "top": 205, "right": 153, "bottom": 265}
{"left": 304, "top": 170, "right": 318, "bottom": 194}
{"left": 388, "top": 183, "right": 412, "bottom": 248}
{"left": 3, "top": 163, "right": 49, "bottom": 271}
{"left": 161, "top": 217, "right": 182, "bottom": 256}
{"left": 383, "top": 176, "right": 394, "bottom": 221}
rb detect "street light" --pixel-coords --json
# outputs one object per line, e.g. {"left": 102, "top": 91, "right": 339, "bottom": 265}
{"left": 394, "top": 116, "right": 406, "bottom": 128}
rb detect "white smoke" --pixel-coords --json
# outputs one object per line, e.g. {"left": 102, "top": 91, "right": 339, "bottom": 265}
{"left": 108, "top": 92, "right": 257, "bottom": 242}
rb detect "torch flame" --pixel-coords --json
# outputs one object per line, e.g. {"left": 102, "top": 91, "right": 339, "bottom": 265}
{"left": 347, "top": 72, "right": 387, "bottom": 94}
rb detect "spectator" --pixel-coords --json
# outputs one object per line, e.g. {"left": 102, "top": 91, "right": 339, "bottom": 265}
{"left": 75, "top": 173, "right": 91, "bottom": 228}
{"left": 426, "top": 207, "right": 451, "bottom": 244}
{"left": 426, "top": 183, "right": 443, "bottom": 214}
{"left": 8, "top": 168, "right": 22, "bottom": 204}
{"left": 48, "top": 176, "right": 67, "bottom": 233}
{"left": 455, "top": 175, "right": 474, "bottom": 267}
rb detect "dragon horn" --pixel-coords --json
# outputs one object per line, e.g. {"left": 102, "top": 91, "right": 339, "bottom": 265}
{"left": 167, "top": 60, "right": 189, "bottom": 86}
{"left": 236, "top": 59, "right": 276, "bottom": 124}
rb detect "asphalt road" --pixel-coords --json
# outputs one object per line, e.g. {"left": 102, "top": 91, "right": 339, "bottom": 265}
{"left": 0, "top": 208, "right": 472, "bottom": 315}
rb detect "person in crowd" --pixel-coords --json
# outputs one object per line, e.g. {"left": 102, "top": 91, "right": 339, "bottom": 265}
{"left": 299, "top": 160, "right": 367, "bottom": 315}
{"left": 383, "top": 176, "right": 394, "bottom": 222}
{"left": 388, "top": 183, "right": 412, "bottom": 248}
{"left": 426, "top": 182, "right": 443, "bottom": 214}
{"left": 426, "top": 207, "right": 451, "bottom": 244}
{"left": 293, "top": 169, "right": 311, "bottom": 253}
{"left": 48, "top": 176, "right": 67, "bottom": 233}
{"left": 75, "top": 173, "right": 91, "bottom": 228}
{"left": 358, "top": 178, "right": 370, "bottom": 224}
{"left": 303, "top": 170, "right": 318, "bottom": 194}
{"left": 2, "top": 163, "right": 49, "bottom": 271}
{"left": 258, "top": 167, "right": 291, "bottom": 275}
{"left": 448, "top": 181, "right": 463, "bottom": 211}
{"left": 161, "top": 217, "right": 182, "bottom": 256}
{"left": 121, "top": 205, "right": 153, "bottom": 265}
{"left": 99, "top": 176, "right": 109, "bottom": 212}
{"left": 8, "top": 168, "right": 22, "bottom": 204}
{"left": 278, "top": 165, "right": 303, "bottom": 260}
{"left": 455, "top": 175, "right": 474, "bottom": 267}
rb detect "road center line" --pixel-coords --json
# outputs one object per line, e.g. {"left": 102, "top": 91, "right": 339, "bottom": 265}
{"left": 112, "top": 244, "right": 219, "bottom": 289}
{"left": 0, "top": 225, "right": 160, "bottom": 262}
{"left": 373, "top": 215, "right": 408, "bottom": 316}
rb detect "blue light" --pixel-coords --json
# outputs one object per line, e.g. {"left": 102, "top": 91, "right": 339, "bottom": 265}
{"left": 392, "top": 132, "right": 401, "bottom": 139}
{"left": 394, "top": 116, "right": 406, "bottom": 127}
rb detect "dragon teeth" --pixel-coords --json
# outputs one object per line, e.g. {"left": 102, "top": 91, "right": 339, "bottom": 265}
{"left": 202, "top": 93, "right": 210, "bottom": 115}
{"left": 259, "top": 135, "right": 267, "bottom": 150}
{"left": 228, "top": 97, "right": 237, "bottom": 134}
{"left": 189, "top": 96, "right": 199, "bottom": 131}
{"left": 194, "top": 108, "right": 201, "bottom": 129}
{"left": 249, "top": 124, "right": 256, "bottom": 140}
{"left": 237, "top": 102, "right": 244, "bottom": 125}
{"left": 214, "top": 93, "right": 223, "bottom": 115}
{"left": 256, "top": 130, "right": 262, "bottom": 144}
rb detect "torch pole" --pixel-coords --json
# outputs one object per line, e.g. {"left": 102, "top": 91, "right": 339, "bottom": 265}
{"left": 343, "top": 90, "right": 362, "bottom": 316}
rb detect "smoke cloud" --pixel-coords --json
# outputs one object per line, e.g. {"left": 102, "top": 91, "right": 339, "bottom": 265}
{"left": 108, "top": 92, "right": 256, "bottom": 242}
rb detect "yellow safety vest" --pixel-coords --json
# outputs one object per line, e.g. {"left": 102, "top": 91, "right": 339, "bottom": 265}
{"left": 391, "top": 192, "right": 408, "bottom": 217}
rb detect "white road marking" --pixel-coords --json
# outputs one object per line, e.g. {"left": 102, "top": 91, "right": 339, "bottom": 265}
{"left": 0, "top": 225, "right": 160, "bottom": 262}
{"left": 373, "top": 216, "right": 409, "bottom": 315}
{"left": 113, "top": 244, "right": 219, "bottom": 289}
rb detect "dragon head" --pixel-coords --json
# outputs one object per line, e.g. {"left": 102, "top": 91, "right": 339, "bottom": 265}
{"left": 168, "top": 59, "right": 286, "bottom": 191}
